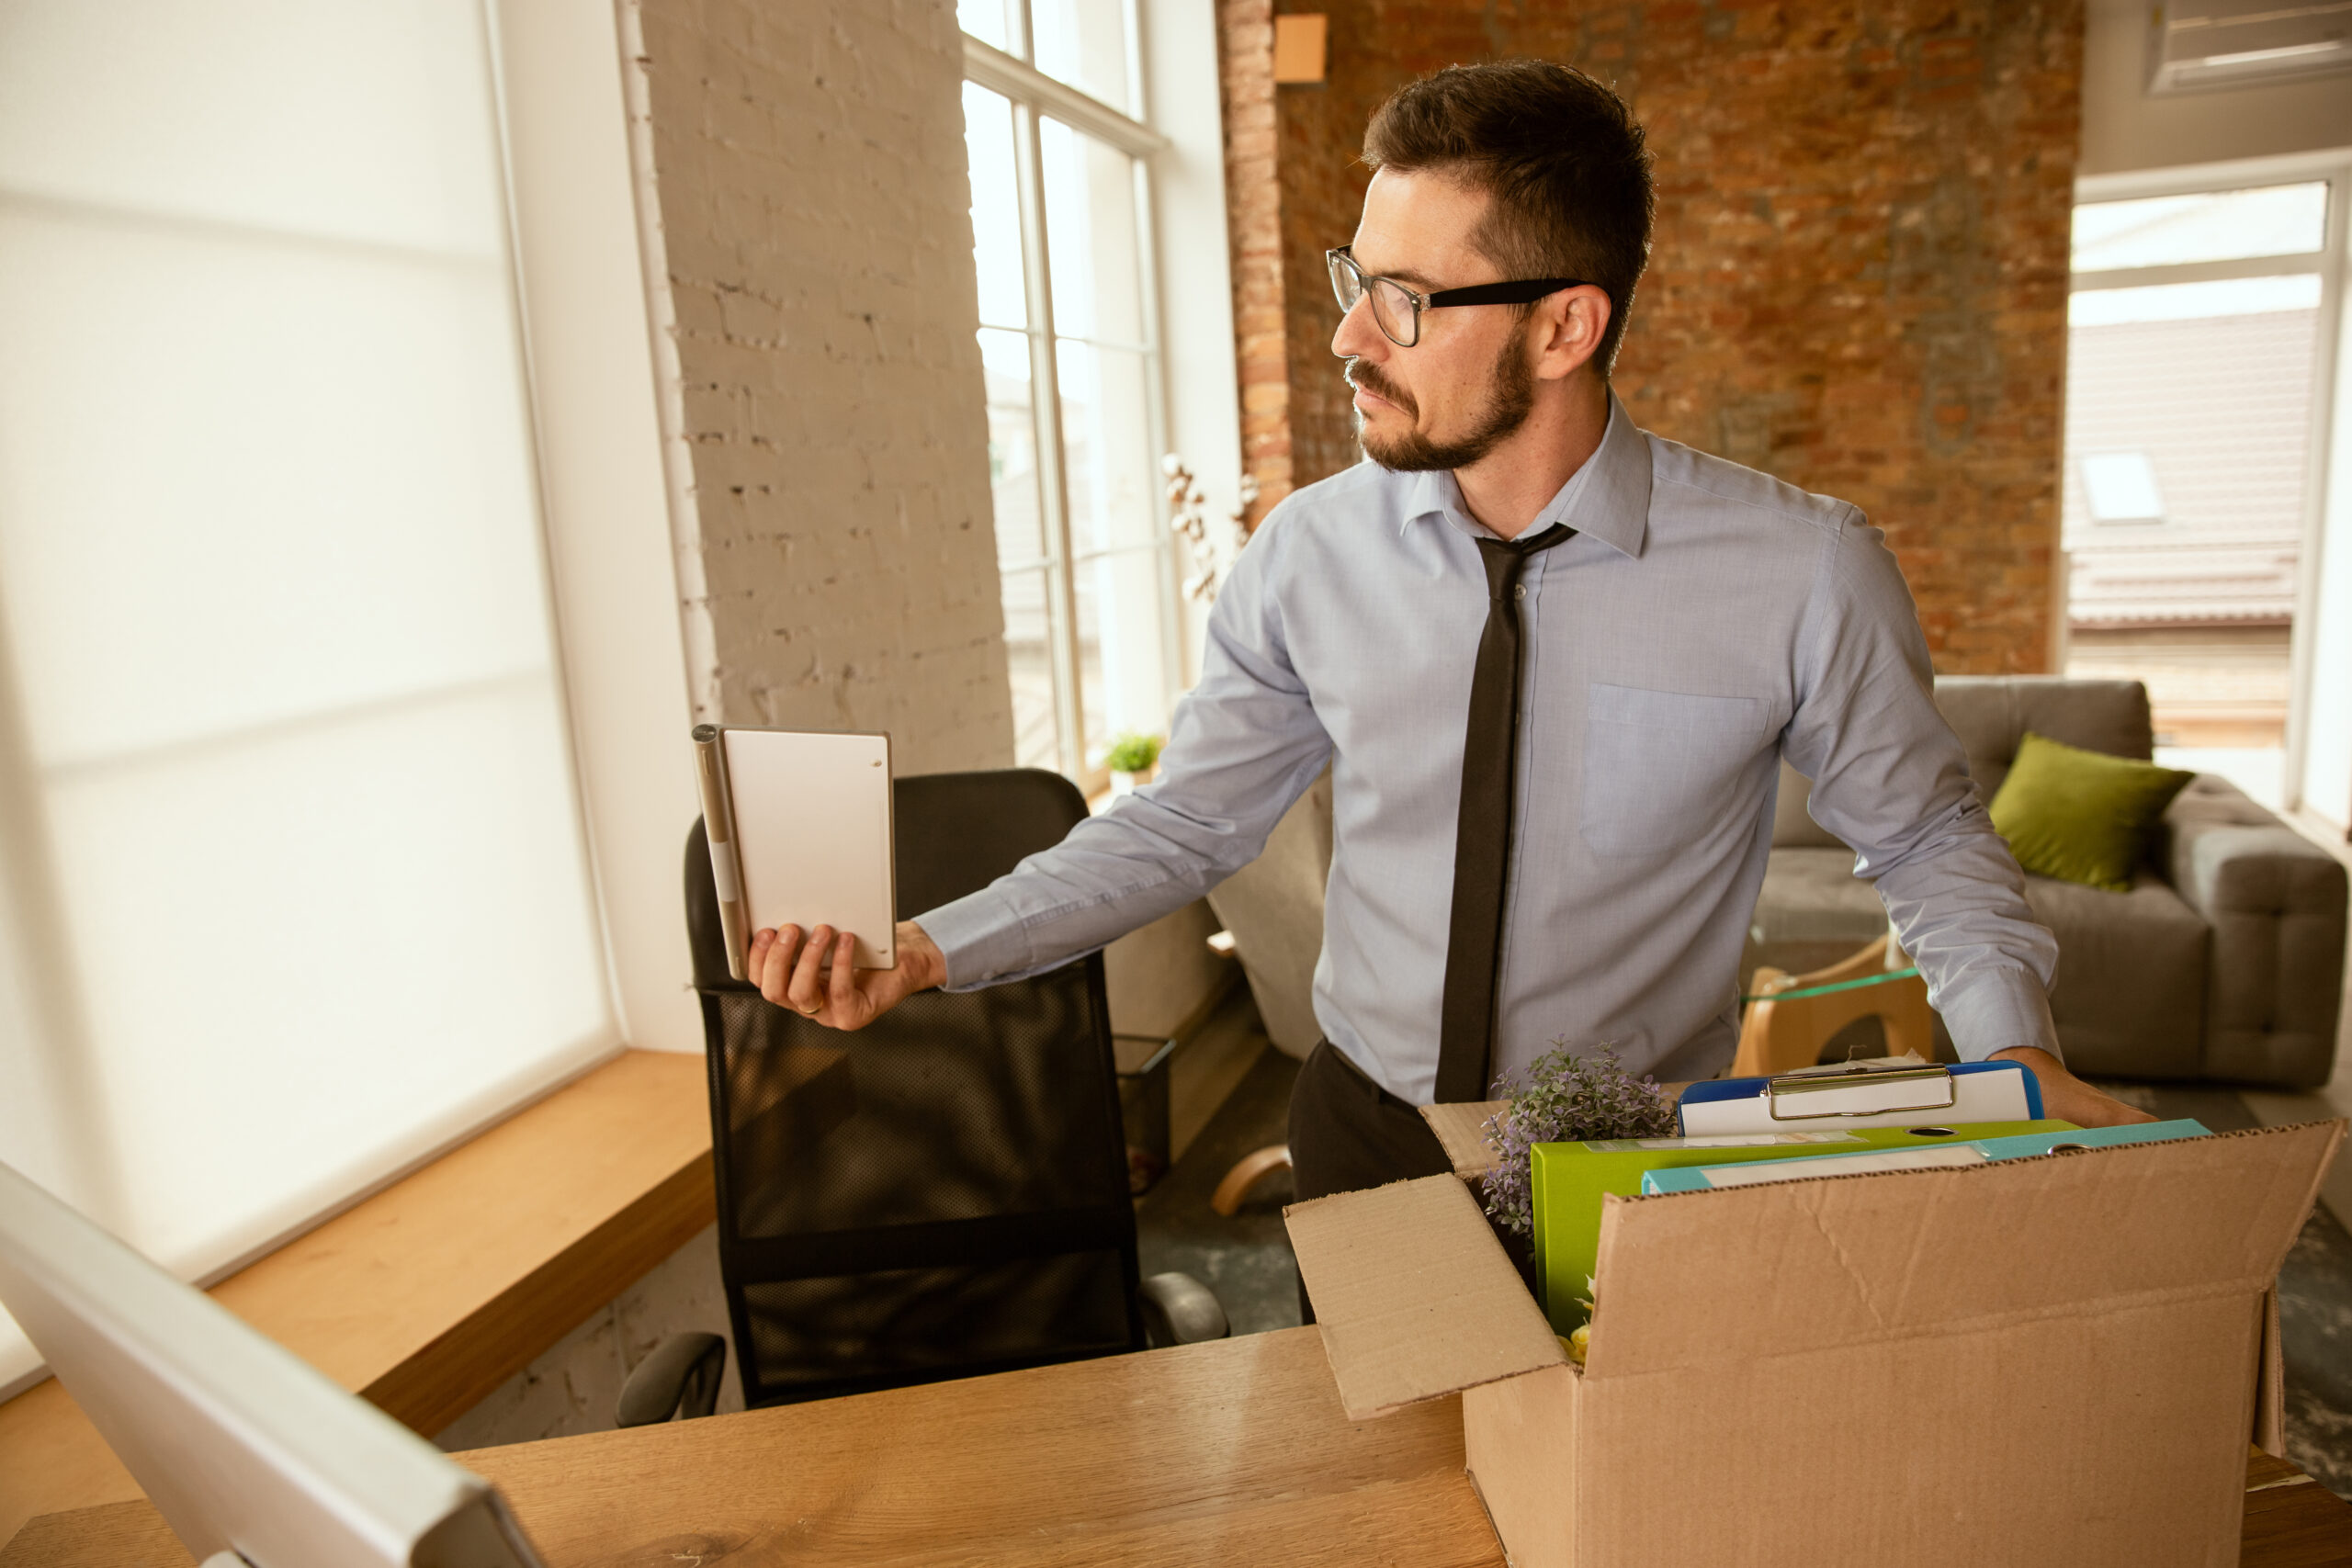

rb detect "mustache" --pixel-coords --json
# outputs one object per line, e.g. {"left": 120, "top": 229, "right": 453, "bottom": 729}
{"left": 1345, "top": 359, "right": 1417, "bottom": 417}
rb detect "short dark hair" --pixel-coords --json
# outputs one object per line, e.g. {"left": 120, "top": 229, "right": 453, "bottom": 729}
{"left": 1363, "top": 61, "right": 1654, "bottom": 378}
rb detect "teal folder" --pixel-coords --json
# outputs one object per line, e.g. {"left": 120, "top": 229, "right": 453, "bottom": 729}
{"left": 1527, "top": 1120, "right": 2075, "bottom": 1334}
{"left": 1637, "top": 1118, "right": 2211, "bottom": 1196}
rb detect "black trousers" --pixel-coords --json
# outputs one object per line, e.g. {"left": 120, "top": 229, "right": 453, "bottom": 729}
{"left": 1287, "top": 1041, "right": 1453, "bottom": 1321}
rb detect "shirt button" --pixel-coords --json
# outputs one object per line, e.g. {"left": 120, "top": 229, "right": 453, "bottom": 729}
{"left": 1515, "top": 583, "right": 1527, "bottom": 600}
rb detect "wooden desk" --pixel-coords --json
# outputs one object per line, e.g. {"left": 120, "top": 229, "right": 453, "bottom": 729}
{"left": 7, "top": 1326, "right": 2350, "bottom": 1566}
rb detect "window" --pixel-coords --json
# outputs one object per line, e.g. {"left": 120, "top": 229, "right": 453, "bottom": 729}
{"left": 2079, "top": 452, "right": 2167, "bottom": 524}
{"left": 960, "top": 2, "right": 1182, "bottom": 785}
{"left": 0, "top": 1, "right": 619, "bottom": 1393}
{"left": 2061, "top": 164, "right": 2345, "bottom": 811}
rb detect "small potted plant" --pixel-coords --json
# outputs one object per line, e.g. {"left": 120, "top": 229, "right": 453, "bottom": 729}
{"left": 1478, "top": 1043, "right": 1675, "bottom": 1242}
{"left": 1478, "top": 1044, "right": 1674, "bottom": 1356}
{"left": 1102, "top": 732, "right": 1163, "bottom": 795}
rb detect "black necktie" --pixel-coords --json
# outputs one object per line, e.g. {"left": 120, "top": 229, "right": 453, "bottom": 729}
{"left": 1436, "top": 523, "right": 1574, "bottom": 1104}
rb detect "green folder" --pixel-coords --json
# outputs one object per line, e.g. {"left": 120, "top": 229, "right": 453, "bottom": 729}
{"left": 1527, "top": 1120, "right": 2076, "bottom": 1333}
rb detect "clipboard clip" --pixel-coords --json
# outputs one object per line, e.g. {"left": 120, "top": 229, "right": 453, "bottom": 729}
{"left": 1765, "top": 1064, "right": 1957, "bottom": 1121}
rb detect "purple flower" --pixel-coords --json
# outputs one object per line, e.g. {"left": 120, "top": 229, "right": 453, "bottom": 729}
{"left": 1479, "top": 1043, "right": 1677, "bottom": 1237}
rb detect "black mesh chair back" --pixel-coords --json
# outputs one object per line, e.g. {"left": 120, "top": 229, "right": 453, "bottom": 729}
{"left": 685, "top": 768, "right": 1142, "bottom": 1406}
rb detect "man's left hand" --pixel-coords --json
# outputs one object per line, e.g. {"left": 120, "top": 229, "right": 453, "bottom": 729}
{"left": 1991, "top": 1046, "right": 2158, "bottom": 1128}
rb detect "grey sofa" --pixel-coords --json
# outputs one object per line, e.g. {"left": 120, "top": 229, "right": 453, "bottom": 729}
{"left": 1753, "top": 676, "right": 2347, "bottom": 1089}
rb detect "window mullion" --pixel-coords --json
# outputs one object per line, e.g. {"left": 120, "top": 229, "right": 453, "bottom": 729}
{"left": 2072, "top": 253, "right": 2325, "bottom": 292}
{"left": 1129, "top": 152, "right": 1184, "bottom": 722}
{"left": 1012, "top": 100, "right": 1085, "bottom": 780}
{"left": 2282, "top": 167, "right": 2349, "bottom": 814}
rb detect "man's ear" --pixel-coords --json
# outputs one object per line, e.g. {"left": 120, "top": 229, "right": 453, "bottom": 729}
{"left": 1532, "top": 287, "right": 1611, "bottom": 382}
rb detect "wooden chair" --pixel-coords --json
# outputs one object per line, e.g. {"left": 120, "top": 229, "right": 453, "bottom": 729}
{"left": 1730, "top": 933, "right": 1934, "bottom": 1078}
{"left": 1210, "top": 1145, "right": 1292, "bottom": 1216}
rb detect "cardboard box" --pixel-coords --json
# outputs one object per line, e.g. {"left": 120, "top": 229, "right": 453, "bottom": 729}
{"left": 1285, "top": 1112, "right": 2341, "bottom": 1566}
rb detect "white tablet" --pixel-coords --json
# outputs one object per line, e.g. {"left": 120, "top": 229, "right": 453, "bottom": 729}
{"left": 692, "top": 726, "right": 896, "bottom": 977}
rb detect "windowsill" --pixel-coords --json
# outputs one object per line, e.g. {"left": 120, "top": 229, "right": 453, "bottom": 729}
{"left": 0, "top": 1048, "right": 713, "bottom": 1546}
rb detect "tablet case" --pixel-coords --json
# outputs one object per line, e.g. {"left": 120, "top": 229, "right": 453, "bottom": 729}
{"left": 692, "top": 725, "right": 897, "bottom": 978}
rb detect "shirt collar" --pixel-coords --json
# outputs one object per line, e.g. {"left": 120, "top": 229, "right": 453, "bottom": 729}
{"left": 1398, "top": 390, "right": 1652, "bottom": 558}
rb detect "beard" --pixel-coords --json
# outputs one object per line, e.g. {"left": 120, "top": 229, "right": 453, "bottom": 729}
{"left": 1349, "top": 335, "right": 1537, "bottom": 472}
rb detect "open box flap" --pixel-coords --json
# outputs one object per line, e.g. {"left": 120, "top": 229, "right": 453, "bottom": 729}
{"left": 1582, "top": 1119, "right": 2343, "bottom": 1380}
{"left": 1284, "top": 1174, "right": 1564, "bottom": 1419}
{"left": 1419, "top": 1101, "right": 1510, "bottom": 1179}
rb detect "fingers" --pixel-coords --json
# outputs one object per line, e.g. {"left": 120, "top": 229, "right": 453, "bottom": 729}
{"left": 753, "top": 926, "right": 799, "bottom": 1008}
{"left": 755, "top": 926, "right": 886, "bottom": 1029}
{"left": 828, "top": 930, "right": 858, "bottom": 1018}
{"left": 785, "top": 925, "right": 835, "bottom": 1017}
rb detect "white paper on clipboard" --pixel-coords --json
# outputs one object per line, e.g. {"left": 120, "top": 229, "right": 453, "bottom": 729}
{"left": 720, "top": 728, "right": 896, "bottom": 970}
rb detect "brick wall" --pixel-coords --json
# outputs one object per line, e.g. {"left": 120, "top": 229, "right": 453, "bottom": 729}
{"left": 629, "top": 0, "right": 1013, "bottom": 770}
{"left": 1219, "top": 0, "right": 1291, "bottom": 525}
{"left": 1222, "top": 1, "right": 2083, "bottom": 673}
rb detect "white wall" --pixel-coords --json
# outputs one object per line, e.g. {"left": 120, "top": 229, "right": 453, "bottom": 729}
{"left": 496, "top": 0, "right": 703, "bottom": 1055}
{"left": 625, "top": 0, "right": 1014, "bottom": 773}
{"left": 2077, "top": 0, "right": 2352, "bottom": 177}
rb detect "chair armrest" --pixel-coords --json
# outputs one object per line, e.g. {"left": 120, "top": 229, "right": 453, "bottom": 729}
{"left": 616, "top": 1331, "right": 728, "bottom": 1427}
{"left": 1137, "top": 1271, "right": 1229, "bottom": 1348}
{"left": 2163, "top": 779, "right": 2347, "bottom": 1089}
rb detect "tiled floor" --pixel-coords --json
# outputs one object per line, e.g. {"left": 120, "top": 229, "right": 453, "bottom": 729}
{"left": 1136, "top": 1049, "right": 2352, "bottom": 1497}
{"left": 1135, "top": 1043, "right": 1303, "bottom": 1337}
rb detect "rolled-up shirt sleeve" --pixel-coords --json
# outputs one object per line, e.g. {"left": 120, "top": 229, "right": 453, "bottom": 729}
{"left": 1778, "top": 510, "right": 2063, "bottom": 1063}
{"left": 917, "top": 510, "right": 1336, "bottom": 991}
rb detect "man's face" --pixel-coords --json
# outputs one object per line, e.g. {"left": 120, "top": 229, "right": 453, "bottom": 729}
{"left": 1333, "top": 169, "right": 1538, "bottom": 473}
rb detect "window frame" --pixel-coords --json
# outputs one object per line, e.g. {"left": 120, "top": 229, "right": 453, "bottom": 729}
{"left": 963, "top": 9, "right": 1186, "bottom": 791}
{"left": 2069, "top": 149, "right": 2352, "bottom": 816}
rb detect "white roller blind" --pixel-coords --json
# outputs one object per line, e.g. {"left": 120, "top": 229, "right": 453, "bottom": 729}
{"left": 0, "top": 0, "right": 617, "bottom": 1393}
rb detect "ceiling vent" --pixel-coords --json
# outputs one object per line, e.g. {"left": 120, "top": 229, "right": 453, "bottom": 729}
{"left": 2145, "top": 1, "right": 2352, "bottom": 93}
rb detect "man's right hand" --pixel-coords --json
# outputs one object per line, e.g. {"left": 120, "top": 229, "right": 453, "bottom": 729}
{"left": 748, "top": 919, "right": 945, "bottom": 1031}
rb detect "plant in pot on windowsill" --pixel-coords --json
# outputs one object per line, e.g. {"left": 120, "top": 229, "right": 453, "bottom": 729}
{"left": 1102, "top": 732, "right": 1163, "bottom": 796}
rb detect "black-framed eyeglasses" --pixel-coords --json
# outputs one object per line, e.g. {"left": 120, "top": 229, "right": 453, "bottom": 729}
{"left": 1327, "top": 245, "right": 1592, "bottom": 348}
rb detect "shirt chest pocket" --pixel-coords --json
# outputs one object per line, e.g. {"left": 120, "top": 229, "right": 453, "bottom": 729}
{"left": 1579, "top": 684, "right": 1766, "bottom": 860}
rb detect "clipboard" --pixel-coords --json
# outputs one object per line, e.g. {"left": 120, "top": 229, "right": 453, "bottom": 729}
{"left": 691, "top": 725, "right": 897, "bottom": 980}
{"left": 1677, "top": 1058, "right": 2041, "bottom": 1136}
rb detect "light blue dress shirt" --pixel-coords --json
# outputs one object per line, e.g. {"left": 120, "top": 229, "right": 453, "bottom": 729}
{"left": 920, "top": 396, "right": 2061, "bottom": 1103}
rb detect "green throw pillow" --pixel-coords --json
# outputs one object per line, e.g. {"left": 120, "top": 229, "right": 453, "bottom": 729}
{"left": 1986, "top": 730, "right": 2193, "bottom": 893}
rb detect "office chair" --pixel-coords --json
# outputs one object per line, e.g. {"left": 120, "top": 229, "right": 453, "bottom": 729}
{"left": 621, "top": 769, "right": 1225, "bottom": 1425}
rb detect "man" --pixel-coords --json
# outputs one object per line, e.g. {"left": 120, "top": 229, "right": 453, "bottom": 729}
{"left": 749, "top": 61, "right": 2151, "bottom": 1213}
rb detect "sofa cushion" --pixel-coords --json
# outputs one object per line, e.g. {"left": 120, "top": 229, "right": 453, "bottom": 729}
{"left": 2163, "top": 773, "right": 2348, "bottom": 1089}
{"left": 1744, "top": 846, "right": 1891, "bottom": 998}
{"left": 1770, "top": 759, "right": 1845, "bottom": 850}
{"left": 1749, "top": 846, "right": 1886, "bottom": 946}
{"left": 1988, "top": 731, "right": 2194, "bottom": 892}
{"left": 1770, "top": 678, "right": 2154, "bottom": 848}
{"left": 1934, "top": 676, "right": 2154, "bottom": 799}
{"left": 2021, "top": 868, "right": 2208, "bottom": 1079}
